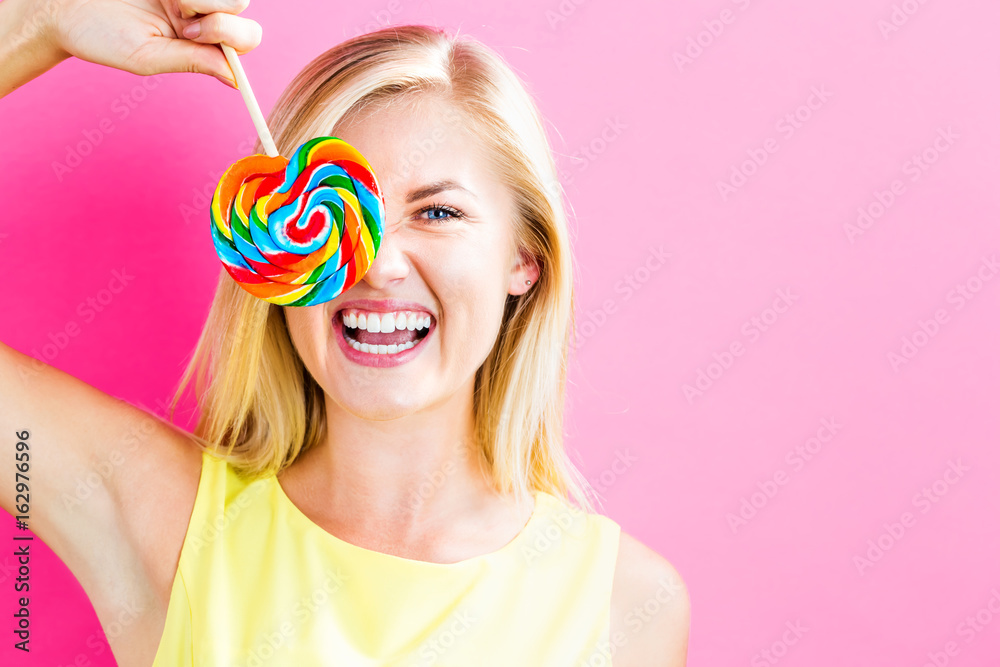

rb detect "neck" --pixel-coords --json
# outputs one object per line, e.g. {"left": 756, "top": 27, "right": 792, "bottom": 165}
{"left": 298, "top": 376, "right": 496, "bottom": 532}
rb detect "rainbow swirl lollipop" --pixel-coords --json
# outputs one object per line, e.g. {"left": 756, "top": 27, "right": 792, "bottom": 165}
{"left": 210, "top": 136, "right": 385, "bottom": 306}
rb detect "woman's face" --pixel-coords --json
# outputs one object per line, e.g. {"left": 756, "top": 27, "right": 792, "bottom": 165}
{"left": 283, "top": 95, "right": 538, "bottom": 420}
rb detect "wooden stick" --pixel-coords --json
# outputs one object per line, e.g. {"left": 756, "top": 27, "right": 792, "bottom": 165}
{"left": 220, "top": 44, "right": 279, "bottom": 157}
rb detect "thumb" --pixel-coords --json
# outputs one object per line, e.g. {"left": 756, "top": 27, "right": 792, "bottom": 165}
{"left": 138, "top": 38, "right": 237, "bottom": 87}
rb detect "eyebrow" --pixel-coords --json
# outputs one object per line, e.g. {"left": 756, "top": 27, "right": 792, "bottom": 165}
{"left": 405, "top": 180, "right": 477, "bottom": 204}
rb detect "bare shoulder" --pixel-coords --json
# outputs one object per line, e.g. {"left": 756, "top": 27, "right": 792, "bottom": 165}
{"left": 609, "top": 529, "right": 691, "bottom": 667}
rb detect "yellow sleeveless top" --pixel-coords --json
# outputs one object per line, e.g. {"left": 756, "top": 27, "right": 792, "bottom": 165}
{"left": 152, "top": 449, "right": 623, "bottom": 666}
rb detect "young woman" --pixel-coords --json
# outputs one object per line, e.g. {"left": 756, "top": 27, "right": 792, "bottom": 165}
{"left": 0, "top": 1, "right": 690, "bottom": 665}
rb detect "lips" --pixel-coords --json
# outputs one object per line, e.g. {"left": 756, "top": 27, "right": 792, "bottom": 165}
{"left": 332, "top": 311, "right": 434, "bottom": 367}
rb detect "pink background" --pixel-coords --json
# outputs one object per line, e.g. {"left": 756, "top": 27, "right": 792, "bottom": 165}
{"left": 2, "top": 0, "right": 999, "bottom": 664}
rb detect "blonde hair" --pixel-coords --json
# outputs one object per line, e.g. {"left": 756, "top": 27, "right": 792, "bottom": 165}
{"left": 171, "top": 25, "right": 597, "bottom": 513}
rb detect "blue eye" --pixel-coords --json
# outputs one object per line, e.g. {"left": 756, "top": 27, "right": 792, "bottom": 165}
{"left": 419, "top": 203, "right": 465, "bottom": 223}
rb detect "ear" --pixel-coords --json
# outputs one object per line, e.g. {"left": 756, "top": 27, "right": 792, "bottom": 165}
{"left": 507, "top": 247, "right": 541, "bottom": 296}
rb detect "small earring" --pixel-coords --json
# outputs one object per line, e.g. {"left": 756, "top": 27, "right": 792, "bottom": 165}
{"left": 525, "top": 280, "right": 532, "bottom": 285}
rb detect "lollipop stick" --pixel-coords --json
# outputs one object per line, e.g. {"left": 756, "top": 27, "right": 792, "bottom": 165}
{"left": 220, "top": 43, "right": 279, "bottom": 158}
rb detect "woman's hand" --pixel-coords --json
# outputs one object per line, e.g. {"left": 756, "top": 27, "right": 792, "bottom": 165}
{"left": 51, "top": 0, "right": 262, "bottom": 86}
{"left": 0, "top": 0, "right": 262, "bottom": 96}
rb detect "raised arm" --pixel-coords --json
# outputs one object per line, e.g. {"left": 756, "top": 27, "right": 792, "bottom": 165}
{"left": 0, "top": 0, "right": 263, "bottom": 98}
{"left": 0, "top": 0, "right": 261, "bottom": 662}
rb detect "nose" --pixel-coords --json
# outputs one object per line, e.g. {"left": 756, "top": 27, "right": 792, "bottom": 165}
{"left": 360, "top": 219, "right": 409, "bottom": 289}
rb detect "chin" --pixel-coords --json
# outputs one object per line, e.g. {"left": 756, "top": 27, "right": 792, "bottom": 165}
{"left": 335, "top": 387, "right": 428, "bottom": 421}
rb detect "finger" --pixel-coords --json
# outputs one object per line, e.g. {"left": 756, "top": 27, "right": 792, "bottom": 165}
{"left": 132, "top": 38, "right": 239, "bottom": 87}
{"left": 176, "top": 0, "right": 251, "bottom": 20}
{"left": 181, "top": 13, "right": 262, "bottom": 54}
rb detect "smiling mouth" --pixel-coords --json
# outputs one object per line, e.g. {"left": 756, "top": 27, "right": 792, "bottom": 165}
{"left": 338, "top": 311, "right": 432, "bottom": 355}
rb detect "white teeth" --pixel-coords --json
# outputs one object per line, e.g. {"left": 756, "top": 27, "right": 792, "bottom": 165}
{"left": 346, "top": 334, "right": 416, "bottom": 355}
{"left": 340, "top": 309, "right": 432, "bottom": 356}
{"left": 341, "top": 309, "right": 433, "bottom": 332}
{"left": 343, "top": 327, "right": 419, "bottom": 356}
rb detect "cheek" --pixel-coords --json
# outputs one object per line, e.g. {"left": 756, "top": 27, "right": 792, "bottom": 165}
{"left": 436, "top": 275, "right": 508, "bottom": 360}
{"left": 284, "top": 309, "right": 330, "bottom": 364}
{"left": 428, "top": 238, "right": 512, "bottom": 338}
{"left": 429, "top": 234, "right": 511, "bottom": 301}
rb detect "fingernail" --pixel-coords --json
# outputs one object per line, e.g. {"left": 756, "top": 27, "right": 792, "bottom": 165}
{"left": 216, "top": 74, "right": 238, "bottom": 89}
{"left": 182, "top": 22, "right": 201, "bottom": 39}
